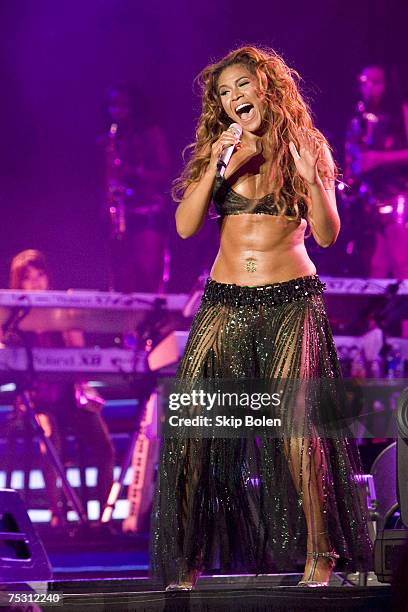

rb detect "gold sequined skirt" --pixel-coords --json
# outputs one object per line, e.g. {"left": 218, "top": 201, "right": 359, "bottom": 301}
{"left": 150, "top": 275, "right": 373, "bottom": 584}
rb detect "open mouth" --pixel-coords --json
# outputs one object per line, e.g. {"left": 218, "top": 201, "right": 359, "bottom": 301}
{"left": 235, "top": 103, "right": 255, "bottom": 121}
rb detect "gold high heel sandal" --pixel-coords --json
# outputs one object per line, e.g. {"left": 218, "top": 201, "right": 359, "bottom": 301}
{"left": 297, "top": 549, "right": 339, "bottom": 587}
{"left": 165, "top": 568, "right": 201, "bottom": 591}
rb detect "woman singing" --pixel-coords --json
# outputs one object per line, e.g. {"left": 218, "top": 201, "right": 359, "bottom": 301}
{"left": 151, "top": 46, "right": 372, "bottom": 589}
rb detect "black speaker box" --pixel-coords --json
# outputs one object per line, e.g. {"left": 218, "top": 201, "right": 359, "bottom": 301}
{"left": 374, "top": 527, "right": 408, "bottom": 583}
{"left": 0, "top": 488, "right": 52, "bottom": 583}
{"left": 397, "top": 388, "right": 408, "bottom": 527}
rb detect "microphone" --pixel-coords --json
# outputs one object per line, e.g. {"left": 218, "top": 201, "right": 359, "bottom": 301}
{"left": 216, "top": 123, "right": 242, "bottom": 178}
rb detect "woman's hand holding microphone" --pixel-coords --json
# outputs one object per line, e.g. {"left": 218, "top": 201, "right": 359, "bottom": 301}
{"left": 209, "top": 124, "right": 242, "bottom": 175}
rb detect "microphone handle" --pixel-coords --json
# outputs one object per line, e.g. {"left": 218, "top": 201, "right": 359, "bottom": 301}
{"left": 216, "top": 144, "right": 235, "bottom": 178}
{"left": 215, "top": 123, "right": 242, "bottom": 178}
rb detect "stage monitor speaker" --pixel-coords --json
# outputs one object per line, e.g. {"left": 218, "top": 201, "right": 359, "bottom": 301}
{"left": 370, "top": 442, "right": 397, "bottom": 532}
{"left": 397, "top": 387, "right": 408, "bottom": 527}
{"left": 374, "top": 524, "right": 408, "bottom": 583}
{"left": 0, "top": 488, "right": 52, "bottom": 583}
{"left": 373, "top": 390, "right": 408, "bottom": 583}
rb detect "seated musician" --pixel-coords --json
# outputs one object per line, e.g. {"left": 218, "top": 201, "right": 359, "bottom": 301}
{"left": 2, "top": 249, "right": 115, "bottom": 527}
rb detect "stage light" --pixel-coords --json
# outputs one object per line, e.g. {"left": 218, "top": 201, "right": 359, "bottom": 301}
{"left": 0, "top": 383, "right": 16, "bottom": 392}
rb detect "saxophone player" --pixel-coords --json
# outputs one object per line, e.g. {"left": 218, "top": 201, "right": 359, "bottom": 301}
{"left": 101, "top": 84, "right": 171, "bottom": 293}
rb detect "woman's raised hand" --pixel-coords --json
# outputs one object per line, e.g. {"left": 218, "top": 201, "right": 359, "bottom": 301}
{"left": 289, "top": 128, "right": 322, "bottom": 186}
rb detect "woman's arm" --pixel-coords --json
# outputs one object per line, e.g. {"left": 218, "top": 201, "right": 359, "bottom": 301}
{"left": 175, "top": 129, "right": 239, "bottom": 238}
{"left": 289, "top": 134, "right": 340, "bottom": 248}
{"left": 359, "top": 148, "right": 408, "bottom": 173}
{"left": 307, "top": 145, "right": 340, "bottom": 248}
{"left": 175, "top": 168, "right": 216, "bottom": 238}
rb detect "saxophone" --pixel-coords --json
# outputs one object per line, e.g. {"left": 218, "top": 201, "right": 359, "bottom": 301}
{"left": 106, "top": 123, "right": 127, "bottom": 238}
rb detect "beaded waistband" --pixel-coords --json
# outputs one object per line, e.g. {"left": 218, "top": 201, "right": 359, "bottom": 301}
{"left": 202, "top": 275, "right": 326, "bottom": 308}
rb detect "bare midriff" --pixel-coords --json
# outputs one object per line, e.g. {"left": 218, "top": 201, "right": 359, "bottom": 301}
{"left": 210, "top": 213, "right": 316, "bottom": 286}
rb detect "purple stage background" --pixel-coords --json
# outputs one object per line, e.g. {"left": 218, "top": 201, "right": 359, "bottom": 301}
{"left": 0, "top": 0, "right": 407, "bottom": 291}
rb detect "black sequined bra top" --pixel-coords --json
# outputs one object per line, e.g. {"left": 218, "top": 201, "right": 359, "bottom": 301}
{"left": 212, "top": 175, "right": 308, "bottom": 219}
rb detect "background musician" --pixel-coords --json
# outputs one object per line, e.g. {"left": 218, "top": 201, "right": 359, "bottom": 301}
{"left": 344, "top": 65, "right": 408, "bottom": 278}
{"left": 101, "top": 83, "right": 171, "bottom": 293}
{"left": 2, "top": 249, "right": 115, "bottom": 527}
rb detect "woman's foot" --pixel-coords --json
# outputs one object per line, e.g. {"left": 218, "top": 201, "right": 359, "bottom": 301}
{"left": 165, "top": 568, "right": 201, "bottom": 591}
{"left": 297, "top": 550, "right": 339, "bottom": 587}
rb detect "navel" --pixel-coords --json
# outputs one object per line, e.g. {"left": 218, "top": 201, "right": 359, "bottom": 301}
{"left": 245, "top": 257, "right": 257, "bottom": 273}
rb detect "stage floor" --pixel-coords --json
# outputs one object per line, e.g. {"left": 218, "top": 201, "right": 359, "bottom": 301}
{"left": 2, "top": 573, "right": 392, "bottom": 612}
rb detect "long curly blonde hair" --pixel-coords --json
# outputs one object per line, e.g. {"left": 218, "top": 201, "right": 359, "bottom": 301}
{"left": 172, "top": 46, "right": 336, "bottom": 220}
